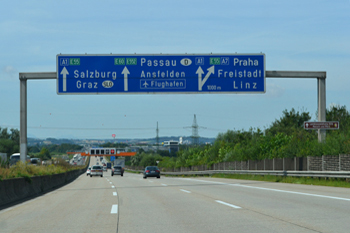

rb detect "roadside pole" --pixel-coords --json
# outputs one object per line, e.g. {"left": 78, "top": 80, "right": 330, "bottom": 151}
{"left": 318, "top": 78, "right": 326, "bottom": 142}
{"left": 19, "top": 72, "right": 56, "bottom": 163}
{"left": 20, "top": 76, "right": 27, "bottom": 163}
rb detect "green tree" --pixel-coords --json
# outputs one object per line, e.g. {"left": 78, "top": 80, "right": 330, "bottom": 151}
{"left": 326, "top": 105, "right": 350, "bottom": 133}
{"left": 0, "top": 139, "right": 18, "bottom": 156}
{"left": 10, "top": 129, "right": 19, "bottom": 143}
{"left": 130, "top": 152, "right": 142, "bottom": 166}
{"left": 266, "top": 108, "right": 311, "bottom": 136}
{"left": 39, "top": 147, "right": 51, "bottom": 160}
{"left": 0, "top": 127, "right": 20, "bottom": 156}
{"left": 0, "top": 127, "right": 11, "bottom": 139}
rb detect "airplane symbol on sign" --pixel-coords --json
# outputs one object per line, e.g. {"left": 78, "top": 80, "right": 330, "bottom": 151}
{"left": 143, "top": 81, "right": 149, "bottom": 88}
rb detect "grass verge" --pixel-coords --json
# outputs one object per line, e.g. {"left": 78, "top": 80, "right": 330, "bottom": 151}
{"left": 125, "top": 169, "right": 142, "bottom": 174}
{"left": 0, "top": 157, "right": 89, "bottom": 181}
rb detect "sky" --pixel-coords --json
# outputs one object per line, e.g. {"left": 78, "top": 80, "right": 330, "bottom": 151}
{"left": 0, "top": 0, "right": 349, "bottom": 140}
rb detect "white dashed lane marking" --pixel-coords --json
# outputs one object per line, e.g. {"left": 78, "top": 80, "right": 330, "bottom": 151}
{"left": 180, "top": 189, "right": 191, "bottom": 194}
{"left": 215, "top": 200, "right": 242, "bottom": 209}
{"left": 111, "top": 205, "right": 118, "bottom": 214}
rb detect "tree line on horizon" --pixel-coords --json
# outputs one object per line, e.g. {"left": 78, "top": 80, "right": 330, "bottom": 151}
{"left": 130, "top": 105, "right": 350, "bottom": 168}
{"left": 2, "top": 105, "right": 350, "bottom": 168}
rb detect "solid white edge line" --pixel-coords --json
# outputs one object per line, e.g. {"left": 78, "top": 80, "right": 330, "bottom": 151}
{"left": 111, "top": 204, "right": 118, "bottom": 214}
{"left": 235, "top": 184, "right": 350, "bottom": 201}
{"left": 113, "top": 192, "right": 117, "bottom": 196}
{"left": 180, "top": 189, "right": 191, "bottom": 193}
{"left": 216, "top": 200, "right": 242, "bottom": 209}
{"left": 180, "top": 178, "right": 350, "bottom": 202}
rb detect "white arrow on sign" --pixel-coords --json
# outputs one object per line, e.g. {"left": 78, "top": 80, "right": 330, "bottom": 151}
{"left": 60, "top": 67, "right": 69, "bottom": 92}
{"left": 197, "top": 66, "right": 215, "bottom": 91}
{"left": 122, "top": 66, "right": 130, "bottom": 91}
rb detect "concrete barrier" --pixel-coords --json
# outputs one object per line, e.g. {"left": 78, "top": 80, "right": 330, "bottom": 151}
{"left": 0, "top": 167, "right": 87, "bottom": 210}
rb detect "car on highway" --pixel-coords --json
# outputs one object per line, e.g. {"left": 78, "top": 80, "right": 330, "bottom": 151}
{"left": 30, "top": 158, "right": 41, "bottom": 165}
{"left": 103, "top": 166, "right": 107, "bottom": 172}
{"left": 86, "top": 167, "right": 91, "bottom": 176}
{"left": 143, "top": 166, "right": 160, "bottom": 179}
{"left": 111, "top": 165, "right": 124, "bottom": 176}
{"left": 90, "top": 165, "right": 103, "bottom": 177}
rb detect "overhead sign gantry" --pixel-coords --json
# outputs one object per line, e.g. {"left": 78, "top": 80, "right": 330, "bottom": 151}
{"left": 19, "top": 53, "right": 327, "bottom": 164}
{"left": 57, "top": 54, "right": 266, "bottom": 94}
{"left": 88, "top": 148, "right": 135, "bottom": 156}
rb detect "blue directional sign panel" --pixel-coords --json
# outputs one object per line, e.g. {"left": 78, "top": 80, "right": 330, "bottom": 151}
{"left": 57, "top": 54, "right": 265, "bottom": 94}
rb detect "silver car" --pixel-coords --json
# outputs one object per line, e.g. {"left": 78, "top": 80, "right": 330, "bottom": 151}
{"left": 90, "top": 165, "right": 103, "bottom": 177}
{"left": 86, "top": 167, "right": 91, "bottom": 176}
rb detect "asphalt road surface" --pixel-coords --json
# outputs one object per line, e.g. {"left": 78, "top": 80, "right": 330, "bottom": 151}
{"left": 1, "top": 157, "right": 350, "bottom": 233}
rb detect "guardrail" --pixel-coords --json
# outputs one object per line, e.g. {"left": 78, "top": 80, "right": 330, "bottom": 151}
{"left": 125, "top": 168, "right": 350, "bottom": 179}
{"left": 161, "top": 170, "right": 350, "bottom": 179}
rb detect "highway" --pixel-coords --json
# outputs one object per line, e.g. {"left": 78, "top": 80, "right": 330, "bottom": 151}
{"left": 1, "top": 156, "right": 350, "bottom": 233}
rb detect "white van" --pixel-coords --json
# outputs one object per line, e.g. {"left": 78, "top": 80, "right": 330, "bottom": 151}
{"left": 9, "top": 153, "right": 31, "bottom": 166}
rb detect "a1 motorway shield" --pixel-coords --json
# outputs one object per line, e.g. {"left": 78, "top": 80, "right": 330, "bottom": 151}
{"left": 57, "top": 54, "right": 265, "bottom": 94}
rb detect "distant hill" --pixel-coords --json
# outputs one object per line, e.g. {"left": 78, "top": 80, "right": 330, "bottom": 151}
{"left": 28, "top": 136, "right": 216, "bottom": 146}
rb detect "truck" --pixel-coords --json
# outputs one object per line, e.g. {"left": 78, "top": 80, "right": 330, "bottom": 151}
{"left": 111, "top": 157, "right": 125, "bottom": 176}
{"left": 113, "top": 157, "right": 125, "bottom": 168}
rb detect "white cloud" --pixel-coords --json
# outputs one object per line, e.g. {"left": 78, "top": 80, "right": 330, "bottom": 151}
{"left": 0, "top": 66, "right": 17, "bottom": 81}
{"left": 264, "top": 83, "right": 285, "bottom": 98}
{"left": 4, "top": 65, "right": 16, "bottom": 74}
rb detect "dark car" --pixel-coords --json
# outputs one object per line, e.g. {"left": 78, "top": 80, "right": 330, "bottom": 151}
{"left": 30, "top": 158, "right": 41, "bottom": 165}
{"left": 111, "top": 165, "right": 124, "bottom": 176}
{"left": 143, "top": 166, "right": 160, "bottom": 179}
